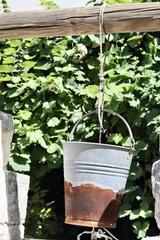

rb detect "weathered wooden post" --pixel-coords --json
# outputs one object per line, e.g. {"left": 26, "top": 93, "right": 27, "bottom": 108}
{"left": 143, "top": 160, "right": 160, "bottom": 240}
{"left": 0, "top": 111, "right": 30, "bottom": 240}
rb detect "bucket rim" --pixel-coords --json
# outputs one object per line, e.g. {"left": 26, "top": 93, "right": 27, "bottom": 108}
{"left": 63, "top": 141, "right": 135, "bottom": 152}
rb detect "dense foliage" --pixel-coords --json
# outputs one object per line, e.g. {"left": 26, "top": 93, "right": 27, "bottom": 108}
{"left": 0, "top": 0, "right": 160, "bottom": 239}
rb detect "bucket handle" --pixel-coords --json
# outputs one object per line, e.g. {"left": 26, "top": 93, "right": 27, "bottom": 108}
{"left": 69, "top": 109, "right": 135, "bottom": 149}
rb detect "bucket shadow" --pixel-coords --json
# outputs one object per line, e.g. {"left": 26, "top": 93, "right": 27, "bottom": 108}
{"left": 99, "top": 195, "right": 123, "bottom": 227}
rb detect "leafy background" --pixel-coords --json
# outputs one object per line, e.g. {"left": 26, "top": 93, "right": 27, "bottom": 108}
{"left": 0, "top": 0, "right": 160, "bottom": 239}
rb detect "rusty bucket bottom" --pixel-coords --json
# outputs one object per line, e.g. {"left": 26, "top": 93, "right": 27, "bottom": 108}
{"left": 65, "top": 219, "right": 116, "bottom": 228}
{"left": 64, "top": 182, "right": 123, "bottom": 228}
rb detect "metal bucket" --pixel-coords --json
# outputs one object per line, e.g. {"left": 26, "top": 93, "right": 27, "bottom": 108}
{"left": 63, "top": 109, "right": 135, "bottom": 228}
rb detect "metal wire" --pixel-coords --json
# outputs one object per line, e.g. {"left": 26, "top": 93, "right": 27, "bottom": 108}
{"left": 69, "top": 109, "right": 135, "bottom": 149}
{"left": 103, "top": 228, "right": 119, "bottom": 240}
{"left": 77, "top": 228, "right": 119, "bottom": 240}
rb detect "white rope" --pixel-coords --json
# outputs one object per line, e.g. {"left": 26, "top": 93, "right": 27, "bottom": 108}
{"left": 97, "top": 4, "right": 105, "bottom": 130}
{"left": 96, "top": 3, "right": 108, "bottom": 142}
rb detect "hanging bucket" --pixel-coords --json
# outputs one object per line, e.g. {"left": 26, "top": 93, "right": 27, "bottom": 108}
{"left": 63, "top": 109, "right": 135, "bottom": 228}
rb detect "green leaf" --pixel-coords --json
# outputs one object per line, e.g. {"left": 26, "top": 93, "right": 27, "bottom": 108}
{"left": 0, "top": 65, "right": 14, "bottom": 73}
{"left": 3, "top": 48, "right": 15, "bottom": 55}
{"left": 139, "top": 209, "right": 152, "bottom": 218}
{"left": 38, "top": 136, "right": 47, "bottom": 149}
{"left": 27, "top": 130, "right": 43, "bottom": 143}
{"left": 88, "top": 35, "right": 100, "bottom": 47}
{"left": 62, "top": 64, "right": 76, "bottom": 73}
{"left": 47, "top": 143, "right": 60, "bottom": 154}
{"left": 129, "top": 99, "right": 140, "bottom": 108}
{"left": 34, "top": 62, "right": 51, "bottom": 70}
{"left": 18, "top": 110, "right": 32, "bottom": 120}
{"left": 133, "top": 221, "right": 149, "bottom": 239}
{"left": 129, "top": 210, "right": 140, "bottom": 220}
{"left": 108, "top": 133, "right": 123, "bottom": 144}
{"left": 22, "top": 61, "right": 36, "bottom": 71}
{"left": 79, "top": 85, "right": 98, "bottom": 98}
{"left": 18, "top": 137, "right": 30, "bottom": 148}
{"left": 9, "top": 39, "right": 22, "bottom": 48}
{"left": 47, "top": 117, "right": 60, "bottom": 127}
{"left": 42, "top": 101, "right": 56, "bottom": 113}
{"left": 53, "top": 77, "right": 64, "bottom": 92}
{"left": 27, "top": 79, "right": 39, "bottom": 90}
{"left": 0, "top": 75, "right": 11, "bottom": 82}
{"left": 121, "top": 137, "right": 132, "bottom": 147}
{"left": 39, "top": 0, "right": 58, "bottom": 9}
{"left": 127, "top": 35, "right": 143, "bottom": 48}
{"left": 3, "top": 57, "right": 16, "bottom": 64}
{"left": 71, "top": 110, "right": 83, "bottom": 123}
{"left": 9, "top": 158, "right": 30, "bottom": 172}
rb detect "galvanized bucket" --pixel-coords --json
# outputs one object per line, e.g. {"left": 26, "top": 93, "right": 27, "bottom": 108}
{"left": 63, "top": 109, "right": 135, "bottom": 228}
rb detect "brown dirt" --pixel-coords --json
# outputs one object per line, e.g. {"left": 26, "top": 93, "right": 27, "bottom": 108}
{"left": 64, "top": 181, "right": 123, "bottom": 228}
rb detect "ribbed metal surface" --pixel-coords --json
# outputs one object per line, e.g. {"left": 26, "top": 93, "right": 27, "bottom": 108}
{"left": 76, "top": 170, "right": 128, "bottom": 177}
{"left": 75, "top": 161, "right": 129, "bottom": 170}
{"left": 75, "top": 161, "right": 129, "bottom": 177}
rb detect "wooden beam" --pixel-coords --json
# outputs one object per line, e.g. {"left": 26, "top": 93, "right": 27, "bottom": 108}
{"left": 0, "top": 2, "right": 160, "bottom": 39}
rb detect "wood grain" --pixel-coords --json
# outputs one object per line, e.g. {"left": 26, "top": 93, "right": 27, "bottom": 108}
{"left": 0, "top": 2, "right": 160, "bottom": 39}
